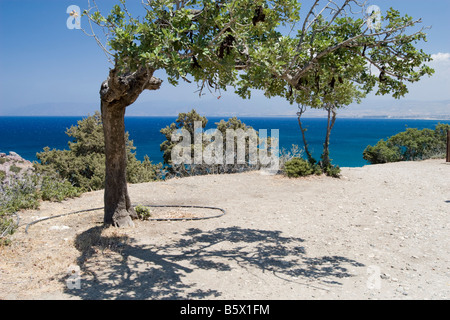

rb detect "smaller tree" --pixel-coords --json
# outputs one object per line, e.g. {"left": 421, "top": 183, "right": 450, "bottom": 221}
{"left": 160, "top": 109, "right": 269, "bottom": 176}
{"left": 36, "top": 112, "right": 162, "bottom": 191}
{"left": 363, "top": 123, "right": 450, "bottom": 164}
{"left": 160, "top": 109, "right": 208, "bottom": 175}
{"left": 233, "top": 3, "right": 434, "bottom": 175}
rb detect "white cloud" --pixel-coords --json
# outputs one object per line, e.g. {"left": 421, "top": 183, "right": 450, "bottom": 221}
{"left": 430, "top": 52, "right": 450, "bottom": 63}
{"left": 403, "top": 52, "right": 450, "bottom": 101}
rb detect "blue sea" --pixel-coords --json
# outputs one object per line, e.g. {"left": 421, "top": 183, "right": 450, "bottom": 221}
{"left": 0, "top": 116, "right": 449, "bottom": 168}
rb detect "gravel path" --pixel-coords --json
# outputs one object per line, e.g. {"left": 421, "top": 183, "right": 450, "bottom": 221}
{"left": 1, "top": 159, "right": 449, "bottom": 300}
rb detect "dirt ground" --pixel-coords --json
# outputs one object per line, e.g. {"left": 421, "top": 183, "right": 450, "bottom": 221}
{"left": 0, "top": 159, "right": 449, "bottom": 300}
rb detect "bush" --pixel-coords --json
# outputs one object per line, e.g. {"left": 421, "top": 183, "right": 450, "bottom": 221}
{"left": 362, "top": 139, "right": 401, "bottom": 164}
{"left": 363, "top": 123, "right": 450, "bottom": 164}
{"left": 35, "top": 112, "right": 163, "bottom": 191}
{"left": 283, "top": 157, "right": 315, "bottom": 177}
{"left": 39, "top": 176, "right": 82, "bottom": 202}
{"left": 135, "top": 205, "right": 152, "bottom": 220}
{"left": 283, "top": 155, "right": 340, "bottom": 178}
{"left": 9, "top": 164, "right": 22, "bottom": 174}
{"left": 0, "top": 168, "right": 81, "bottom": 245}
{"left": 0, "top": 175, "right": 41, "bottom": 216}
{"left": 323, "top": 164, "right": 341, "bottom": 178}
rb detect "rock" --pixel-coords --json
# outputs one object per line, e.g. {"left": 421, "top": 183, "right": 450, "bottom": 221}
{"left": 49, "top": 226, "right": 70, "bottom": 231}
{"left": 396, "top": 286, "right": 408, "bottom": 296}
{"left": 380, "top": 273, "right": 391, "bottom": 280}
{"left": 0, "top": 151, "right": 34, "bottom": 185}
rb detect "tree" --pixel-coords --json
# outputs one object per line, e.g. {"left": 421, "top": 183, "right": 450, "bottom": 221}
{"left": 160, "top": 109, "right": 208, "bottom": 176}
{"left": 82, "top": 0, "right": 300, "bottom": 226}
{"left": 363, "top": 123, "right": 450, "bottom": 164}
{"left": 160, "top": 109, "right": 262, "bottom": 177}
{"left": 81, "top": 0, "right": 432, "bottom": 226}
{"left": 233, "top": 2, "right": 433, "bottom": 171}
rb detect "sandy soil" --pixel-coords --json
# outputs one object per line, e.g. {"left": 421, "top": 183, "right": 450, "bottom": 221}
{"left": 0, "top": 159, "right": 449, "bottom": 300}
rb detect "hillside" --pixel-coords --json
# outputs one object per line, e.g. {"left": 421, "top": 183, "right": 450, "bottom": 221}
{"left": 0, "top": 159, "right": 449, "bottom": 300}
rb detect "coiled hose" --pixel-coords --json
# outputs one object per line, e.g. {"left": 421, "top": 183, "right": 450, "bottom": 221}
{"left": 23, "top": 204, "right": 226, "bottom": 234}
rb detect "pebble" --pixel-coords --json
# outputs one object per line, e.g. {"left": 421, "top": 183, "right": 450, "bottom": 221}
{"left": 396, "top": 287, "right": 408, "bottom": 296}
{"left": 49, "top": 225, "right": 70, "bottom": 231}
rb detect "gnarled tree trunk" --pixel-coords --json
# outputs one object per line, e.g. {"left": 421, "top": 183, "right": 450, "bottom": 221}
{"left": 100, "top": 66, "right": 162, "bottom": 227}
{"left": 101, "top": 99, "right": 136, "bottom": 227}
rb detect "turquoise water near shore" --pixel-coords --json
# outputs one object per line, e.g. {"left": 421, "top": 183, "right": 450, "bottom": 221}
{"left": 0, "top": 116, "right": 449, "bottom": 167}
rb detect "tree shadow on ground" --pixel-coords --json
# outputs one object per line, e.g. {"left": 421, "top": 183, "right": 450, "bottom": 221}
{"left": 66, "top": 226, "right": 364, "bottom": 299}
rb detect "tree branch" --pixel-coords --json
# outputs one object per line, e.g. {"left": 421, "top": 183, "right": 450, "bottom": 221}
{"left": 100, "top": 67, "right": 163, "bottom": 107}
{"left": 289, "top": 17, "right": 423, "bottom": 86}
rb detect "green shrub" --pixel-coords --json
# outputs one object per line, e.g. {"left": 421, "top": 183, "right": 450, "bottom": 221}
{"left": 135, "top": 205, "right": 152, "bottom": 220}
{"left": 0, "top": 172, "right": 81, "bottom": 245}
{"left": 39, "top": 176, "right": 82, "bottom": 202}
{"left": 363, "top": 123, "right": 450, "bottom": 164}
{"left": 283, "top": 156, "right": 340, "bottom": 178}
{"left": 323, "top": 164, "right": 341, "bottom": 178}
{"left": 9, "top": 164, "right": 22, "bottom": 174}
{"left": 0, "top": 216, "right": 16, "bottom": 245}
{"left": 35, "top": 112, "right": 163, "bottom": 191}
{"left": 0, "top": 170, "right": 5, "bottom": 182}
{"left": 283, "top": 157, "right": 315, "bottom": 177}
{"left": 363, "top": 139, "right": 402, "bottom": 164}
{"left": 0, "top": 175, "right": 40, "bottom": 216}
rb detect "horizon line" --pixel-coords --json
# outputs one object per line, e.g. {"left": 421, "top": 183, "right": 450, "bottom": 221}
{"left": 1, "top": 114, "right": 450, "bottom": 121}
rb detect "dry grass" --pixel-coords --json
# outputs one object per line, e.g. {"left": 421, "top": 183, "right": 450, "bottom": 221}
{"left": 75, "top": 226, "right": 130, "bottom": 259}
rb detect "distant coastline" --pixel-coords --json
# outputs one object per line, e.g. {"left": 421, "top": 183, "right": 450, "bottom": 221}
{"left": 1, "top": 117, "right": 449, "bottom": 168}
{"left": 1, "top": 115, "right": 449, "bottom": 121}
{"left": 1, "top": 99, "right": 449, "bottom": 120}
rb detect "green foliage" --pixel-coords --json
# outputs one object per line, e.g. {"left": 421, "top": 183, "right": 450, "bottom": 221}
{"left": 40, "top": 176, "right": 82, "bottom": 202}
{"left": 160, "top": 109, "right": 208, "bottom": 166}
{"left": 135, "top": 205, "right": 152, "bottom": 221}
{"left": 283, "top": 156, "right": 340, "bottom": 178}
{"left": 363, "top": 123, "right": 450, "bottom": 164}
{"left": 35, "top": 112, "right": 162, "bottom": 191}
{"left": 362, "top": 139, "right": 402, "bottom": 164}
{"left": 0, "top": 170, "right": 82, "bottom": 245}
{"left": 0, "top": 170, "right": 5, "bottom": 182}
{"left": 9, "top": 165, "right": 21, "bottom": 174}
{"left": 283, "top": 157, "right": 315, "bottom": 178}
{"left": 323, "top": 164, "right": 341, "bottom": 178}
{"left": 86, "top": 0, "right": 301, "bottom": 91}
{"left": 160, "top": 109, "right": 268, "bottom": 177}
{"left": 0, "top": 175, "right": 41, "bottom": 216}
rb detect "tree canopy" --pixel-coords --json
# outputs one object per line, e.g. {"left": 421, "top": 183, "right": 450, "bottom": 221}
{"left": 84, "top": 0, "right": 434, "bottom": 116}
{"left": 81, "top": 0, "right": 435, "bottom": 227}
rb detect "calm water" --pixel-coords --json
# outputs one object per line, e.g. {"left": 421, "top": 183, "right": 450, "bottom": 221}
{"left": 0, "top": 116, "right": 448, "bottom": 167}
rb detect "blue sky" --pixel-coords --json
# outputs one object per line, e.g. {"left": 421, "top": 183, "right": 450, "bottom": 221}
{"left": 0, "top": 0, "right": 449, "bottom": 117}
